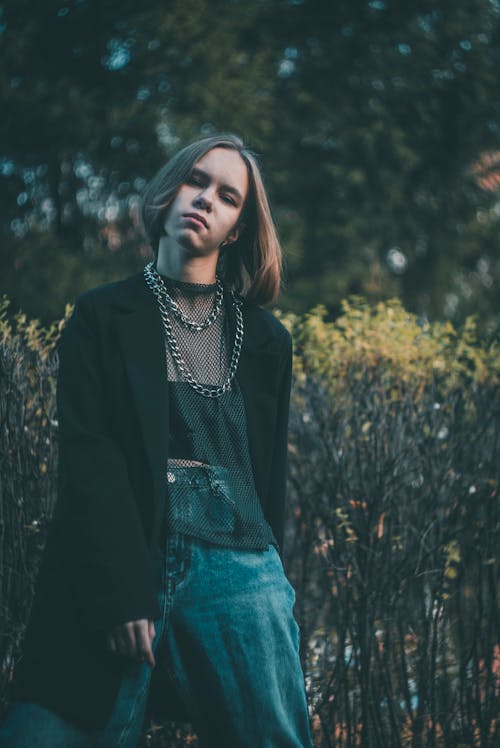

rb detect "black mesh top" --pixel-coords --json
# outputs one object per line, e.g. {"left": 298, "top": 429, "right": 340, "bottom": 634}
{"left": 157, "top": 273, "right": 277, "bottom": 551}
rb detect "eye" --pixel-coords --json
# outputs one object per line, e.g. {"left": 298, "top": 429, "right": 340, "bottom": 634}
{"left": 221, "top": 193, "right": 236, "bottom": 206}
{"left": 187, "top": 173, "right": 202, "bottom": 185}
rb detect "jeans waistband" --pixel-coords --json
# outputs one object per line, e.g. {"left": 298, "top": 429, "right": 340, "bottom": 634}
{"left": 166, "top": 464, "right": 230, "bottom": 491}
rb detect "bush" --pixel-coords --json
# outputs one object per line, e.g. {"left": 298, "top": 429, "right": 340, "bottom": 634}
{"left": 279, "top": 299, "right": 500, "bottom": 747}
{"left": 0, "top": 296, "right": 63, "bottom": 709}
{"left": 1, "top": 295, "right": 499, "bottom": 747}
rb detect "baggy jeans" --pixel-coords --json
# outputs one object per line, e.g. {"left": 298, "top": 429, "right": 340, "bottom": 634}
{"left": 0, "top": 533, "right": 313, "bottom": 747}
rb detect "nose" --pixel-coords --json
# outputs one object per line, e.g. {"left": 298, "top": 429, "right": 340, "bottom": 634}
{"left": 193, "top": 188, "right": 213, "bottom": 212}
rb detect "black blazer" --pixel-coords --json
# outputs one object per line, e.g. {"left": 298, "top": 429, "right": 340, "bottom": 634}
{"left": 11, "top": 271, "right": 293, "bottom": 729}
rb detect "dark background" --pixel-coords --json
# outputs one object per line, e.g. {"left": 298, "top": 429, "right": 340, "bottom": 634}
{"left": 2, "top": 0, "right": 500, "bottom": 333}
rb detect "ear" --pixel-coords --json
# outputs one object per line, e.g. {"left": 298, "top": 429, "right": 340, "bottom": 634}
{"left": 224, "top": 220, "right": 246, "bottom": 246}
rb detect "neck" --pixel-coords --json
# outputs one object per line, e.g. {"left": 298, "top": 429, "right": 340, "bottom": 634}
{"left": 156, "top": 238, "right": 219, "bottom": 284}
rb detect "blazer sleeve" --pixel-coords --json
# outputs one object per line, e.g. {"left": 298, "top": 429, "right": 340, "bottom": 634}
{"left": 50, "top": 293, "right": 161, "bottom": 634}
{"left": 266, "top": 330, "right": 293, "bottom": 556}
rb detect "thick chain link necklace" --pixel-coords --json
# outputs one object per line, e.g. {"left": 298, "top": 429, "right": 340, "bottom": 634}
{"left": 144, "top": 261, "right": 224, "bottom": 331}
{"left": 143, "top": 261, "right": 244, "bottom": 398}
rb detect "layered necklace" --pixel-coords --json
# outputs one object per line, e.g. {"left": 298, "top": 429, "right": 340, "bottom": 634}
{"left": 143, "top": 261, "right": 244, "bottom": 398}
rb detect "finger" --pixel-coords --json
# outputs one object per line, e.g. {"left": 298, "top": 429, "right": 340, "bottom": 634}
{"left": 135, "top": 621, "right": 156, "bottom": 668}
{"left": 122, "top": 621, "right": 141, "bottom": 657}
{"left": 115, "top": 626, "right": 133, "bottom": 657}
{"left": 148, "top": 620, "right": 156, "bottom": 645}
{"left": 112, "top": 621, "right": 136, "bottom": 657}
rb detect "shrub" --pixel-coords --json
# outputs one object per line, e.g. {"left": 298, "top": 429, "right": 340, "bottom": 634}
{"left": 279, "top": 299, "right": 500, "bottom": 747}
{"left": 1, "top": 295, "right": 499, "bottom": 746}
{"left": 0, "top": 296, "right": 64, "bottom": 708}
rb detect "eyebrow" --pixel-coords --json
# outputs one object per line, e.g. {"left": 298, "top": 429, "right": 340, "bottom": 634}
{"left": 191, "top": 167, "right": 244, "bottom": 203}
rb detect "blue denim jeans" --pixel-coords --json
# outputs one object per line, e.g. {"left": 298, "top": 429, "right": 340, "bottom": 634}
{"left": 0, "top": 533, "right": 313, "bottom": 747}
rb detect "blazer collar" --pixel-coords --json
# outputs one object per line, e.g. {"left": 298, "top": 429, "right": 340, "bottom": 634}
{"left": 113, "top": 274, "right": 167, "bottom": 497}
{"left": 112, "top": 271, "right": 281, "bottom": 493}
{"left": 112, "top": 271, "right": 278, "bottom": 352}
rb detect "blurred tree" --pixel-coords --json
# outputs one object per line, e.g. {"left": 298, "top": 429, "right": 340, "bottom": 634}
{"left": 1, "top": 0, "right": 500, "bottom": 332}
{"left": 267, "top": 0, "right": 500, "bottom": 329}
{"left": 0, "top": 0, "right": 283, "bottom": 319}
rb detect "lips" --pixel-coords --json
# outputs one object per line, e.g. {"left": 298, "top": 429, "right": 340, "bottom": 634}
{"left": 182, "top": 213, "right": 208, "bottom": 228}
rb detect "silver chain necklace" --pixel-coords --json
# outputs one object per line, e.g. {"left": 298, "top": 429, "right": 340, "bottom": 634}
{"left": 144, "top": 261, "right": 224, "bottom": 331}
{"left": 143, "top": 262, "right": 244, "bottom": 398}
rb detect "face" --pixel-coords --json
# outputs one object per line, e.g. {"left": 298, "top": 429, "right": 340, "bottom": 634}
{"left": 162, "top": 147, "right": 249, "bottom": 256}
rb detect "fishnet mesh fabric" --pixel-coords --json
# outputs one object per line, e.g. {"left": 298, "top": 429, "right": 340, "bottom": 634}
{"left": 159, "top": 275, "right": 276, "bottom": 550}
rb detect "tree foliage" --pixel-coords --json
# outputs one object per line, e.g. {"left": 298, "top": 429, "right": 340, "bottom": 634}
{"left": 1, "top": 0, "right": 500, "bottom": 330}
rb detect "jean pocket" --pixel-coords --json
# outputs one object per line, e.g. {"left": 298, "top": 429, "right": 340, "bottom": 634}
{"left": 167, "top": 465, "right": 240, "bottom": 537}
{"left": 203, "top": 486, "right": 236, "bottom": 532}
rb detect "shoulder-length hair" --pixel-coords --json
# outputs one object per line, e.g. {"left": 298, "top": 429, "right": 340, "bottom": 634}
{"left": 141, "top": 133, "right": 284, "bottom": 307}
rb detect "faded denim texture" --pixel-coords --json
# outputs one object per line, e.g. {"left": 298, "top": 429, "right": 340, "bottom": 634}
{"left": 1, "top": 530, "right": 312, "bottom": 748}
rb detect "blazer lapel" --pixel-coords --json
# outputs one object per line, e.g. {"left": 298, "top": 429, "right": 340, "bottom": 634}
{"left": 113, "top": 274, "right": 168, "bottom": 505}
{"left": 229, "top": 299, "right": 283, "bottom": 504}
{"left": 229, "top": 295, "right": 282, "bottom": 399}
{"left": 113, "top": 275, "right": 283, "bottom": 535}
{"left": 113, "top": 278, "right": 280, "bottom": 472}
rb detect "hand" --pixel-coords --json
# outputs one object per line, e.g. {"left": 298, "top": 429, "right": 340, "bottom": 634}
{"left": 106, "top": 619, "right": 156, "bottom": 667}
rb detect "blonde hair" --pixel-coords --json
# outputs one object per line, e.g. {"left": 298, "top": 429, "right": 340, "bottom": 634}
{"left": 141, "top": 133, "right": 284, "bottom": 307}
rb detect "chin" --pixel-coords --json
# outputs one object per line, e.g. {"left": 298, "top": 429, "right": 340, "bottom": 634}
{"left": 177, "top": 232, "right": 201, "bottom": 249}
{"left": 179, "top": 235, "right": 216, "bottom": 253}
{"left": 177, "top": 240, "right": 211, "bottom": 258}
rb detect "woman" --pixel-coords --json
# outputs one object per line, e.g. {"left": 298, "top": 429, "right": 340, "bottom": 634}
{"left": 0, "top": 133, "right": 313, "bottom": 747}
